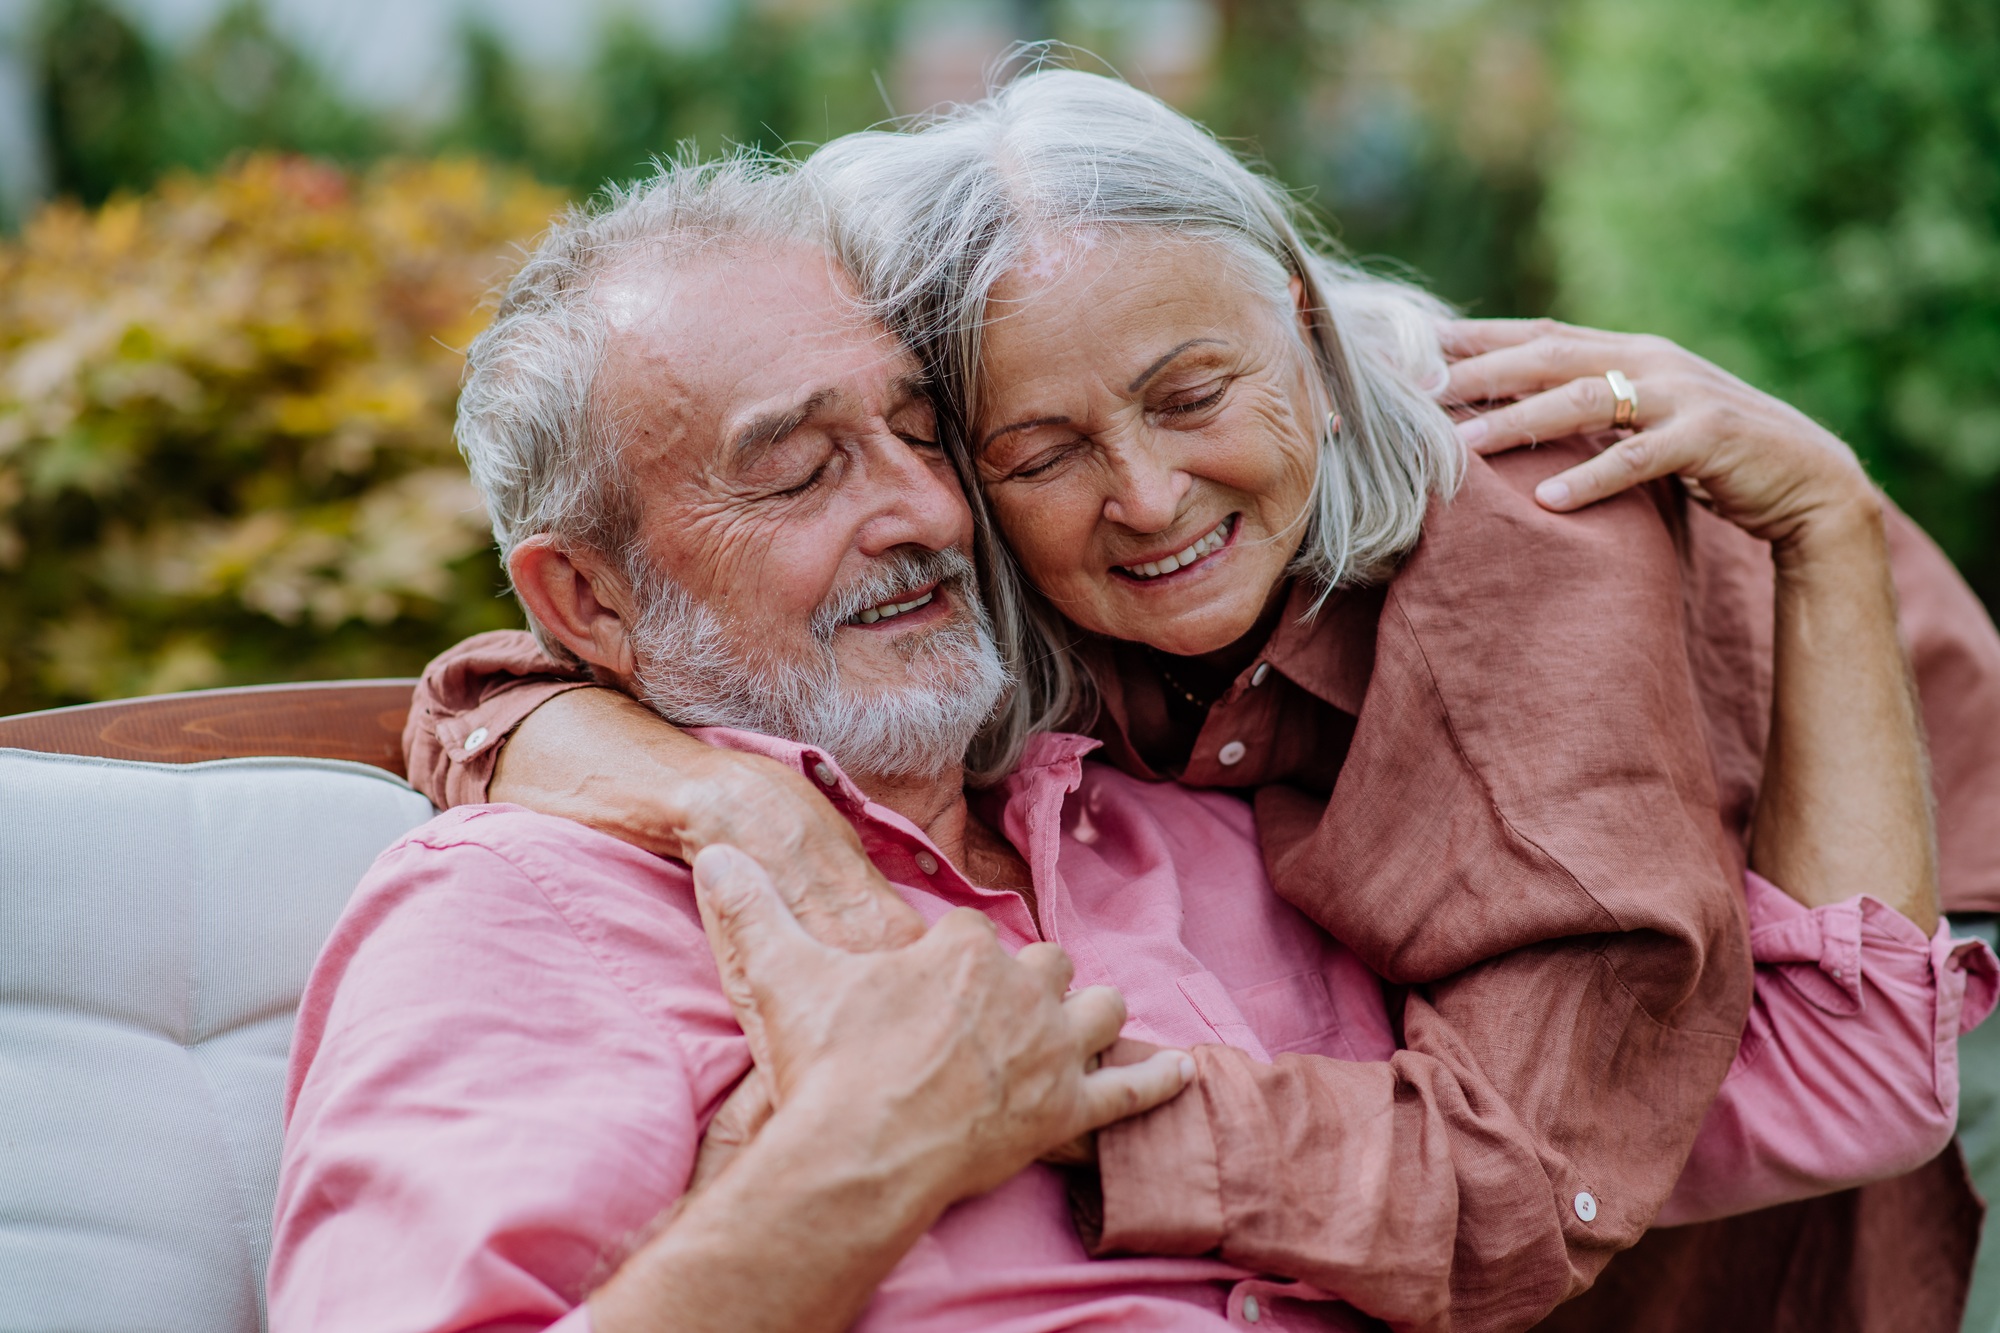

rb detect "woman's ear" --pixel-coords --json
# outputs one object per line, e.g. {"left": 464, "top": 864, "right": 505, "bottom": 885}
{"left": 1290, "top": 272, "right": 1315, "bottom": 342}
{"left": 508, "top": 536, "right": 641, "bottom": 682}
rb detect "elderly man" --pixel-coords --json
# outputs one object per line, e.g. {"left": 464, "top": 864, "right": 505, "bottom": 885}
{"left": 270, "top": 159, "right": 1418, "bottom": 1332}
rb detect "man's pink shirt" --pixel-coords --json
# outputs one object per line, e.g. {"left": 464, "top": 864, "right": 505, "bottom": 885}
{"left": 271, "top": 731, "right": 1994, "bottom": 1332}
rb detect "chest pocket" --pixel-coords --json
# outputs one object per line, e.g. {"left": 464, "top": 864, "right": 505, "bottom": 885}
{"left": 1228, "top": 970, "right": 1350, "bottom": 1059}
{"left": 1175, "top": 971, "right": 1271, "bottom": 1062}
{"left": 1178, "top": 968, "right": 1354, "bottom": 1063}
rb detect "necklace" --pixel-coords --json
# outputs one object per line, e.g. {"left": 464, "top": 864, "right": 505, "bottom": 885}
{"left": 1151, "top": 652, "right": 1220, "bottom": 711}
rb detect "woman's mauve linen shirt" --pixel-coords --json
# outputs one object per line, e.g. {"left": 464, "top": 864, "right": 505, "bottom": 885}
{"left": 400, "top": 440, "right": 2000, "bottom": 1330}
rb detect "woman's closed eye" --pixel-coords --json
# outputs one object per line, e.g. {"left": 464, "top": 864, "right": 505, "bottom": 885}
{"left": 997, "top": 440, "right": 1086, "bottom": 482}
{"left": 1153, "top": 379, "right": 1229, "bottom": 419}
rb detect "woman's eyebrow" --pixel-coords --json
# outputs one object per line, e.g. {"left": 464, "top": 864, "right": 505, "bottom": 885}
{"left": 980, "top": 415, "right": 1071, "bottom": 453}
{"left": 1128, "top": 338, "right": 1227, "bottom": 393}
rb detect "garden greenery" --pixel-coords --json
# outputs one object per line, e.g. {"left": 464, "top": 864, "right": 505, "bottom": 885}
{"left": 0, "top": 155, "right": 563, "bottom": 711}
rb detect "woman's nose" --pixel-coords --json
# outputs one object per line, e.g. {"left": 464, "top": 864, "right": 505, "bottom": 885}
{"left": 1101, "top": 446, "right": 1192, "bottom": 533}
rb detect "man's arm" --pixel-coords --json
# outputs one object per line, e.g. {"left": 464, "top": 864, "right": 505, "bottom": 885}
{"left": 593, "top": 848, "right": 1194, "bottom": 1333}
{"left": 272, "top": 824, "right": 1190, "bottom": 1333}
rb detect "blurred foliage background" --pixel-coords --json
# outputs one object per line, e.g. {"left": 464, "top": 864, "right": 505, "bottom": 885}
{"left": 0, "top": 0, "right": 1994, "bottom": 713}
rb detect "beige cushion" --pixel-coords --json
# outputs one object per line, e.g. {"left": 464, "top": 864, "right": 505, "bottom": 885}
{"left": 0, "top": 748, "right": 433, "bottom": 1332}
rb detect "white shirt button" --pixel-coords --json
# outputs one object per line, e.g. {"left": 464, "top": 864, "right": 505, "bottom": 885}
{"left": 462, "top": 727, "right": 489, "bottom": 753}
{"left": 1573, "top": 1190, "right": 1598, "bottom": 1222}
{"left": 813, "top": 761, "right": 838, "bottom": 787}
{"left": 914, "top": 851, "right": 940, "bottom": 876}
{"left": 1217, "top": 740, "right": 1247, "bottom": 766}
{"left": 1250, "top": 662, "right": 1271, "bottom": 687}
{"left": 1242, "top": 1294, "right": 1262, "bottom": 1323}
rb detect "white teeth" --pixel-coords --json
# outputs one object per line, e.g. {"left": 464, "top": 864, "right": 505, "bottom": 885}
{"left": 850, "top": 589, "right": 936, "bottom": 626}
{"left": 1120, "top": 516, "right": 1234, "bottom": 580}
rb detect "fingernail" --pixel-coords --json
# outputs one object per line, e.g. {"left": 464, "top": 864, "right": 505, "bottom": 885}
{"left": 1536, "top": 478, "right": 1571, "bottom": 508}
{"left": 1177, "top": 1053, "right": 1197, "bottom": 1082}
{"left": 694, "top": 844, "right": 741, "bottom": 873}
{"left": 693, "top": 844, "right": 751, "bottom": 890}
{"left": 1455, "top": 416, "right": 1488, "bottom": 447}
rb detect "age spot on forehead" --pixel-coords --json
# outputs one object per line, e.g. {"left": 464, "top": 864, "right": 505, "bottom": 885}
{"left": 1011, "top": 228, "right": 1103, "bottom": 288}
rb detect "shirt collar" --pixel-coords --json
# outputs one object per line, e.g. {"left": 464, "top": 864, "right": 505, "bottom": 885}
{"left": 1086, "top": 578, "right": 1380, "bottom": 767}
{"left": 1259, "top": 579, "right": 1380, "bottom": 716}
{"left": 684, "top": 724, "right": 1100, "bottom": 861}
{"left": 686, "top": 725, "right": 1099, "bottom": 796}
{"left": 685, "top": 725, "right": 876, "bottom": 810}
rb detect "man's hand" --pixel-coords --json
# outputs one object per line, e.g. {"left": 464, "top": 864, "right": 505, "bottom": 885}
{"left": 690, "top": 845, "right": 1195, "bottom": 1204}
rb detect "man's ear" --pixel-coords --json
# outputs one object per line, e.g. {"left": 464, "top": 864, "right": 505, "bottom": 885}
{"left": 508, "top": 536, "right": 641, "bottom": 682}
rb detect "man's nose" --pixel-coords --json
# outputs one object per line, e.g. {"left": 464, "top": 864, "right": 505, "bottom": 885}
{"left": 855, "top": 431, "right": 968, "bottom": 555}
{"left": 1100, "top": 438, "right": 1192, "bottom": 534}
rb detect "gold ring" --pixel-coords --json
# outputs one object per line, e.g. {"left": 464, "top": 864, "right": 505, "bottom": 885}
{"left": 1605, "top": 370, "right": 1638, "bottom": 429}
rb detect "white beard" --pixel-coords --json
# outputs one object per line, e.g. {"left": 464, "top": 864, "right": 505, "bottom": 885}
{"left": 624, "top": 546, "right": 1010, "bottom": 780}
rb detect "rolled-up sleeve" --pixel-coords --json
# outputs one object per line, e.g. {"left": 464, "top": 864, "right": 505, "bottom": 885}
{"left": 401, "top": 630, "right": 594, "bottom": 809}
{"left": 1659, "top": 872, "right": 2000, "bottom": 1225}
{"left": 1095, "top": 930, "right": 1738, "bottom": 1333}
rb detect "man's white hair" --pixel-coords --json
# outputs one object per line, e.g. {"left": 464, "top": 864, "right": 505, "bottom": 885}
{"left": 455, "top": 151, "right": 821, "bottom": 661}
{"left": 454, "top": 152, "right": 1007, "bottom": 776}
{"left": 804, "top": 67, "right": 1466, "bottom": 782}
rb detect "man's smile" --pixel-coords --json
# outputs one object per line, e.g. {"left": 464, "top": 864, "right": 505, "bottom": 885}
{"left": 845, "top": 582, "right": 947, "bottom": 629}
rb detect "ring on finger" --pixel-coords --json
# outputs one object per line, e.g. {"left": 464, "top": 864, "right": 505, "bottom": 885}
{"left": 1605, "top": 369, "right": 1639, "bottom": 430}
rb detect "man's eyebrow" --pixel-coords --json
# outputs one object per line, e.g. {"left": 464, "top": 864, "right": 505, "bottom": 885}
{"left": 730, "top": 388, "right": 837, "bottom": 457}
{"left": 1127, "top": 338, "right": 1227, "bottom": 393}
{"left": 886, "top": 371, "right": 934, "bottom": 409}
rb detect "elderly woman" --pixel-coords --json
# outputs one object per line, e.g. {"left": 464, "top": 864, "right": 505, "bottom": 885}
{"left": 408, "top": 74, "right": 2000, "bottom": 1328}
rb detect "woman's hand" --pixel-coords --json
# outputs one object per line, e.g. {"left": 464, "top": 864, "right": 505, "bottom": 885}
{"left": 1441, "top": 318, "right": 1878, "bottom": 552}
{"left": 1442, "top": 317, "right": 1938, "bottom": 934}
{"left": 494, "top": 687, "right": 926, "bottom": 953}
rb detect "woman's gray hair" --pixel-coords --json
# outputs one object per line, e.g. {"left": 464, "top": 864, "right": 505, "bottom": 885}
{"left": 805, "top": 68, "right": 1465, "bottom": 782}
{"left": 455, "top": 152, "right": 819, "bottom": 660}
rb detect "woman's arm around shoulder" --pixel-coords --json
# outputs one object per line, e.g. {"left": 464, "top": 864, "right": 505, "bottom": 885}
{"left": 403, "top": 630, "right": 925, "bottom": 954}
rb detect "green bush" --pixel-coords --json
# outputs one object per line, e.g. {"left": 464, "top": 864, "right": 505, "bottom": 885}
{"left": 1551, "top": 0, "right": 2000, "bottom": 605}
{"left": 0, "top": 155, "right": 566, "bottom": 712}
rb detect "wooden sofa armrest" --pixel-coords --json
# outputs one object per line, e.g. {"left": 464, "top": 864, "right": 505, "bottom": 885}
{"left": 0, "top": 681, "right": 418, "bottom": 776}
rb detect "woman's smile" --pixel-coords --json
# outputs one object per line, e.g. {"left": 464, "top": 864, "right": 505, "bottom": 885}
{"left": 974, "top": 231, "right": 1322, "bottom": 657}
{"left": 1111, "top": 513, "right": 1238, "bottom": 583}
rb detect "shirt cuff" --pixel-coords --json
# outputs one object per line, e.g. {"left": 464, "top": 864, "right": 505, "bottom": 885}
{"left": 420, "top": 679, "right": 593, "bottom": 809}
{"left": 1091, "top": 1045, "right": 1227, "bottom": 1258}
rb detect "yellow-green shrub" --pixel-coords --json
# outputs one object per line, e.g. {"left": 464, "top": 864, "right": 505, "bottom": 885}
{"left": 0, "top": 154, "right": 567, "bottom": 712}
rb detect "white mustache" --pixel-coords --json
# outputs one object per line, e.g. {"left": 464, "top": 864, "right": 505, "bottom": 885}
{"left": 811, "top": 547, "right": 979, "bottom": 641}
